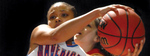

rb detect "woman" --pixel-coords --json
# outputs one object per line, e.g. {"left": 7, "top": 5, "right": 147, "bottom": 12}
{"left": 28, "top": 2, "right": 86, "bottom": 56}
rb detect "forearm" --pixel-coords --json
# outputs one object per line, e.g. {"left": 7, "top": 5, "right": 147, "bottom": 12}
{"left": 51, "top": 4, "right": 133, "bottom": 43}
{"left": 32, "top": 4, "right": 133, "bottom": 45}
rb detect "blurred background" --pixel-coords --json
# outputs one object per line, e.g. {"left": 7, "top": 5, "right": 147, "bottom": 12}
{"left": 0, "top": 0, "right": 150, "bottom": 56}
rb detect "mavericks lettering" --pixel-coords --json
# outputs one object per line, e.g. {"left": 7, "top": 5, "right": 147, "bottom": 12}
{"left": 38, "top": 45, "right": 80, "bottom": 56}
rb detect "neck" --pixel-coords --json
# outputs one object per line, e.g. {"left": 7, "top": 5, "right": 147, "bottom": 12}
{"left": 78, "top": 41, "right": 95, "bottom": 53}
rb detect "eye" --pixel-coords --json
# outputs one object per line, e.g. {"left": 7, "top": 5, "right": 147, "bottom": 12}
{"left": 61, "top": 13, "right": 68, "bottom": 17}
{"left": 87, "top": 24, "right": 92, "bottom": 28}
{"left": 50, "top": 16, "right": 56, "bottom": 20}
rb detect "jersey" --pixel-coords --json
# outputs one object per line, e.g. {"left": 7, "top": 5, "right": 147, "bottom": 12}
{"left": 87, "top": 48, "right": 104, "bottom": 56}
{"left": 28, "top": 42, "right": 86, "bottom": 56}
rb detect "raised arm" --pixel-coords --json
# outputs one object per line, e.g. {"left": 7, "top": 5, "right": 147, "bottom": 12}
{"left": 31, "top": 4, "right": 133, "bottom": 45}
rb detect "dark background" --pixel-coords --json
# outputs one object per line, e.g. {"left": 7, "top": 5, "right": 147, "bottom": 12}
{"left": 0, "top": 0, "right": 150, "bottom": 56}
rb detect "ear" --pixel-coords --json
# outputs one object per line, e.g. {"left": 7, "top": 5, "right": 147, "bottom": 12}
{"left": 94, "top": 36, "right": 100, "bottom": 42}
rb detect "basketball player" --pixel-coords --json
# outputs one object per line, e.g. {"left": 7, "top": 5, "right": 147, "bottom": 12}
{"left": 27, "top": 2, "right": 134, "bottom": 56}
{"left": 74, "top": 18, "right": 145, "bottom": 56}
{"left": 27, "top": 2, "right": 86, "bottom": 56}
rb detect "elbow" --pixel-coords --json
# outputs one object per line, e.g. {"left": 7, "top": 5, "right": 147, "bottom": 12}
{"left": 49, "top": 33, "right": 60, "bottom": 42}
{"left": 50, "top": 36, "right": 63, "bottom": 44}
{"left": 50, "top": 33, "right": 65, "bottom": 43}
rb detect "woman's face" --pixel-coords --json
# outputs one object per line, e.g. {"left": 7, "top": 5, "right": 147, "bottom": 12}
{"left": 74, "top": 21, "right": 98, "bottom": 44}
{"left": 47, "top": 3, "right": 74, "bottom": 28}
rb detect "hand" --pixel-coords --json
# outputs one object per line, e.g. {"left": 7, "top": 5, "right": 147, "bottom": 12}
{"left": 96, "top": 4, "right": 134, "bottom": 17}
{"left": 127, "top": 37, "right": 146, "bottom": 56}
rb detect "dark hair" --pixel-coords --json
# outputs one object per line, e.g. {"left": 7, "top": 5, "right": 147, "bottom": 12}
{"left": 94, "top": 18, "right": 100, "bottom": 28}
{"left": 50, "top": 2, "right": 77, "bottom": 17}
{"left": 94, "top": 18, "right": 113, "bottom": 56}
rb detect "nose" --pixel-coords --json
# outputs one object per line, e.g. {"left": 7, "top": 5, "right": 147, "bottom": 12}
{"left": 55, "top": 17, "right": 61, "bottom": 23}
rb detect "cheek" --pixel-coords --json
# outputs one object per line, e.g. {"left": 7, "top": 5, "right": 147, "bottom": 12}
{"left": 63, "top": 14, "right": 74, "bottom": 21}
{"left": 62, "top": 17, "right": 73, "bottom": 22}
{"left": 83, "top": 28, "right": 92, "bottom": 35}
{"left": 74, "top": 37, "right": 81, "bottom": 45}
{"left": 61, "top": 19, "right": 68, "bottom": 22}
{"left": 83, "top": 30, "right": 96, "bottom": 40}
{"left": 48, "top": 20, "right": 55, "bottom": 28}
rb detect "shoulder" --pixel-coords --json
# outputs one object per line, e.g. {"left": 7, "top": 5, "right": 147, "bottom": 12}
{"left": 36, "top": 24, "right": 50, "bottom": 30}
{"left": 32, "top": 24, "right": 52, "bottom": 33}
{"left": 31, "top": 24, "right": 53, "bottom": 39}
{"left": 38, "top": 24, "right": 49, "bottom": 27}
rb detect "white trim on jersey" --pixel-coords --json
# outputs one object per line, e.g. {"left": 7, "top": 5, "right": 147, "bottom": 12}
{"left": 28, "top": 42, "right": 86, "bottom": 56}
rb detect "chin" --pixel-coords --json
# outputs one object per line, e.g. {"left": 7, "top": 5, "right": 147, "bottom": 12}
{"left": 74, "top": 35, "right": 80, "bottom": 41}
{"left": 74, "top": 39, "right": 80, "bottom": 45}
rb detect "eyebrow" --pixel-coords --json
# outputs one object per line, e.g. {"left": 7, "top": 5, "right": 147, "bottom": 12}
{"left": 60, "top": 9, "right": 66, "bottom": 12}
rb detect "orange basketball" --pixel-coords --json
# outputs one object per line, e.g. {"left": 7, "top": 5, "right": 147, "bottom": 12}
{"left": 97, "top": 8, "right": 145, "bottom": 55}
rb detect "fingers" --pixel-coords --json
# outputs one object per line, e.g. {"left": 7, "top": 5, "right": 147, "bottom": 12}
{"left": 132, "top": 43, "right": 138, "bottom": 56}
{"left": 127, "top": 49, "right": 131, "bottom": 56}
{"left": 137, "top": 37, "right": 146, "bottom": 55}
{"left": 100, "top": 4, "right": 134, "bottom": 15}
{"left": 104, "top": 5, "right": 118, "bottom": 11}
{"left": 96, "top": 4, "right": 120, "bottom": 17}
{"left": 96, "top": 4, "right": 134, "bottom": 18}
{"left": 127, "top": 38, "right": 145, "bottom": 56}
{"left": 111, "top": 4, "right": 134, "bottom": 11}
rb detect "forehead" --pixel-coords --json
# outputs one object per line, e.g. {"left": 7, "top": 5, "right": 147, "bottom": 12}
{"left": 52, "top": 2, "right": 66, "bottom": 7}
{"left": 49, "top": 3, "right": 71, "bottom": 12}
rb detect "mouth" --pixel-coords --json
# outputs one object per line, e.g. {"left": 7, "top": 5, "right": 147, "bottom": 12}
{"left": 55, "top": 23, "right": 61, "bottom": 27}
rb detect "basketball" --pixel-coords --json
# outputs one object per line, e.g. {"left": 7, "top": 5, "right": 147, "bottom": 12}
{"left": 97, "top": 8, "right": 145, "bottom": 55}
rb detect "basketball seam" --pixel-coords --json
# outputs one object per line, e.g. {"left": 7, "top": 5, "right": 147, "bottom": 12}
{"left": 120, "top": 10, "right": 129, "bottom": 55}
{"left": 102, "top": 14, "right": 122, "bottom": 48}
{"left": 131, "top": 20, "right": 142, "bottom": 48}
{"left": 98, "top": 30, "right": 144, "bottom": 38}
